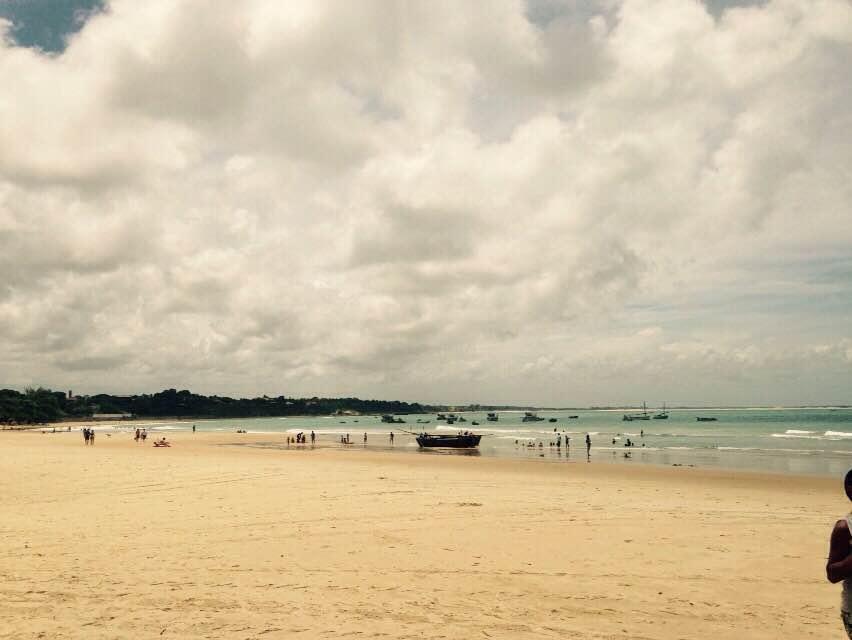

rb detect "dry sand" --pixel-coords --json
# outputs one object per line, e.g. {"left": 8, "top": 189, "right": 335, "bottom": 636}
{"left": 0, "top": 430, "right": 845, "bottom": 639}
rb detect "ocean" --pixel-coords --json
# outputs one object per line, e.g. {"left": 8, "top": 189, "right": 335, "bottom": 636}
{"left": 93, "top": 407, "right": 852, "bottom": 477}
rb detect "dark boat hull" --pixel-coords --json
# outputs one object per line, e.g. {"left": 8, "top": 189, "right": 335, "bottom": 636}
{"left": 416, "top": 434, "right": 482, "bottom": 448}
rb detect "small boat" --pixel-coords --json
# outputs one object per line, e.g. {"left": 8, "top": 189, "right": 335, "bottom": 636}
{"left": 471, "top": 421, "right": 479, "bottom": 426}
{"left": 548, "top": 418, "right": 557, "bottom": 423}
{"left": 381, "top": 414, "right": 406, "bottom": 424}
{"left": 486, "top": 412, "right": 499, "bottom": 422}
{"left": 436, "top": 413, "right": 447, "bottom": 420}
{"left": 653, "top": 402, "right": 669, "bottom": 420}
{"left": 696, "top": 417, "right": 717, "bottom": 422}
{"left": 416, "top": 432, "right": 482, "bottom": 448}
{"left": 623, "top": 402, "right": 651, "bottom": 421}
{"left": 568, "top": 415, "right": 579, "bottom": 419}
{"left": 522, "top": 412, "right": 545, "bottom": 422}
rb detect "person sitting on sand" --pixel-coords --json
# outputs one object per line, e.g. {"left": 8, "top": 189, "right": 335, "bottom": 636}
{"left": 154, "top": 437, "right": 170, "bottom": 447}
{"left": 826, "top": 469, "right": 852, "bottom": 637}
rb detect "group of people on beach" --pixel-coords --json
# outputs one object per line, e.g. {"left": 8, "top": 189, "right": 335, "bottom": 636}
{"left": 288, "top": 431, "right": 315, "bottom": 445}
{"left": 82, "top": 428, "right": 96, "bottom": 445}
{"left": 133, "top": 428, "right": 147, "bottom": 443}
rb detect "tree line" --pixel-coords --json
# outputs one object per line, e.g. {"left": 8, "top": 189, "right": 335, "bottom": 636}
{"left": 0, "top": 387, "right": 431, "bottom": 425}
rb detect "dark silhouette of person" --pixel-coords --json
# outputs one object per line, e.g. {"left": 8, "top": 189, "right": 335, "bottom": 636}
{"left": 826, "top": 469, "right": 852, "bottom": 637}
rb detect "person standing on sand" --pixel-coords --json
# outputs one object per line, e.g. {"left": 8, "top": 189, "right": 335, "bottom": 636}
{"left": 90, "top": 430, "right": 95, "bottom": 445}
{"left": 826, "top": 469, "right": 852, "bottom": 637}
{"left": 310, "top": 431, "right": 316, "bottom": 444}
{"left": 389, "top": 432, "right": 394, "bottom": 444}
{"left": 363, "top": 432, "right": 368, "bottom": 444}
{"left": 192, "top": 425, "right": 196, "bottom": 433}
{"left": 585, "top": 433, "right": 591, "bottom": 456}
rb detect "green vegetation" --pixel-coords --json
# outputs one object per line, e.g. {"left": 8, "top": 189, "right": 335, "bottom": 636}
{"left": 0, "top": 387, "right": 429, "bottom": 425}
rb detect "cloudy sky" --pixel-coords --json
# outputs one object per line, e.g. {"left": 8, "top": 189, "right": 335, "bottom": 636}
{"left": 1, "top": 0, "right": 850, "bottom": 406}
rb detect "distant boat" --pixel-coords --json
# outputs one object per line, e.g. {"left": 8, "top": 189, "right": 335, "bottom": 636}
{"left": 696, "top": 417, "right": 717, "bottom": 422}
{"left": 623, "top": 402, "right": 650, "bottom": 421}
{"left": 381, "top": 414, "right": 405, "bottom": 424}
{"left": 471, "top": 421, "right": 479, "bottom": 426}
{"left": 416, "top": 432, "right": 482, "bottom": 448}
{"left": 436, "top": 413, "right": 447, "bottom": 420}
{"left": 653, "top": 403, "right": 669, "bottom": 420}
{"left": 548, "top": 418, "right": 557, "bottom": 423}
{"left": 486, "top": 412, "right": 499, "bottom": 422}
{"left": 568, "top": 415, "right": 579, "bottom": 419}
{"left": 522, "top": 412, "right": 545, "bottom": 422}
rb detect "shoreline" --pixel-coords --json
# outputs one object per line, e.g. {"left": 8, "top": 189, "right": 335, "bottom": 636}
{"left": 4, "top": 427, "right": 843, "bottom": 488}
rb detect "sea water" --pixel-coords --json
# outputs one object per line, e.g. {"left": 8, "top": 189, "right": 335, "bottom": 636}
{"left": 96, "top": 408, "right": 852, "bottom": 477}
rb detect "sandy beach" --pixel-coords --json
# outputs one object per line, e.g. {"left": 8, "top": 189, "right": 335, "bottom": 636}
{"left": 0, "top": 430, "right": 845, "bottom": 639}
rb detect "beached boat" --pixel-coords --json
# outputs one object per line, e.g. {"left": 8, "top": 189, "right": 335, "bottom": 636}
{"left": 487, "top": 412, "right": 499, "bottom": 421}
{"left": 522, "top": 412, "right": 544, "bottom": 422}
{"left": 416, "top": 432, "right": 482, "bottom": 448}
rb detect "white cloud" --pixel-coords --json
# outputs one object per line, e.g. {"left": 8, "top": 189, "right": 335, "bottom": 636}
{"left": 0, "top": 0, "right": 850, "bottom": 405}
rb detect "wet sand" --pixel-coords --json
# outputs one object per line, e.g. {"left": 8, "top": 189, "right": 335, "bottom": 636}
{"left": 0, "top": 430, "right": 844, "bottom": 639}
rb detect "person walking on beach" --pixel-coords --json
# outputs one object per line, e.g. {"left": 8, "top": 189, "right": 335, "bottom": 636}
{"left": 89, "top": 430, "right": 95, "bottom": 445}
{"left": 585, "top": 433, "right": 591, "bottom": 456}
{"left": 192, "top": 424, "right": 196, "bottom": 433}
{"left": 82, "top": 428, "right": 88, "bottom": 445}
{"left": 826, "top": 469, "right": 852, "bottom": 637}
{"left": 310, "top": 430, "right": 316, "bottom": 444}
{"left": 389, "top": 431, "right": 394, "bottom": 444}
{"left": 363, "top": 432, "right": 368, "bottom": 444}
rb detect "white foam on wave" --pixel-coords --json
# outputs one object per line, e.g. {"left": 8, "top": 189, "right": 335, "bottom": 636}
{"left": 771, "top": 433, "right": 821, "bottom": 439}
{"left": 785, "top": 429, "right": 815, "bottom": 435}
{"left": 825, "top": 431, "right": 852, "bottom": 438}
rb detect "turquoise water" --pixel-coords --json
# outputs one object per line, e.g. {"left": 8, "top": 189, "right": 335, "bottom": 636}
{"left": 106, "top": 408, "right": 852, "bottom": 477}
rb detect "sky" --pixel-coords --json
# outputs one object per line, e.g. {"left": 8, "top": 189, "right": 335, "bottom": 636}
{"left": 0, "top": 0, "right": 850, "bottom": 407}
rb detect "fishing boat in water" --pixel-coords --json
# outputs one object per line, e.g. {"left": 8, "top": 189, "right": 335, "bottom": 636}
{"left": 696, "top": 416, "right": 717, "bottom": 422}
{"left": 653, "top": 403, "right": 669, "bottom": 420}
{"left": 522, "top": 412, "right": 545, "bottom": 422}
{"left": 487, "top": 412, "right": 499, "bottom": 421}
{"left": 623, "top": 402, "right": 651, "bottom": 421}
{"left": 416, "top": 432, "right": 482, "bottom": 448}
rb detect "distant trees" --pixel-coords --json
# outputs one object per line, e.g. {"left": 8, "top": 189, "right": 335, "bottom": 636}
{"left": 0, "top": 387, "right": 62, "bottom": 424}
{"left": 0, "top": 387, "right": 430, "bottom": 424}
